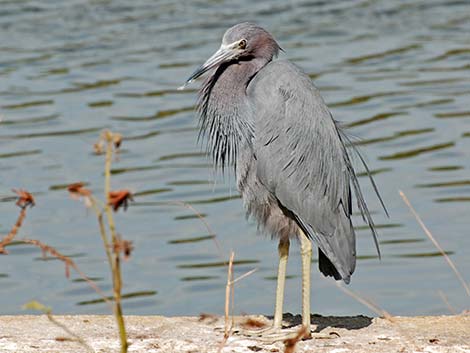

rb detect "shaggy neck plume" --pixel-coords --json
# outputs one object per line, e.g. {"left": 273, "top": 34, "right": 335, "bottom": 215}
{"left": 197, "top": 57, "right": 269, "bottom": 170}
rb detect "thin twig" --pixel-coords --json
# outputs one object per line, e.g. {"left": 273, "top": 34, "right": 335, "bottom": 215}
{"left": 96, "top": 210, "right": 113, "bottom": 268}
{"left": 217, "top": 253, "right": 257, "bottom": 353}
{"left": 333, "top": 282, "right": 421, "bottom": 351}
{"left": 168, "top": 200, "right": 225, "bottom": 261}
{"left": 20, "top": 238, "right": 112, "bottom": 309}
{"left": 103, "top": 130, "right": 128, "bottom": 353}
{"left": 0, "top": 189, "right": 35, "bottom": 254}
{"left": 334, "top": 282, "right": 394, "bottom": 321}
{"left": 23, "top": 301, "right": 94, "bottom": 353}
{"left": 1, "top": 189, "right": 111, "bottom": 308}
{"left": 437, "top": 290, "right": 456, "bottom": 315}
{"left": 230, "top": 270, "right": 235, "bottom": 340}
{"left": 217, "top": 252, "right": 234, "bottom": 353}
{"left": 47, "top": 312, "right": 95, "bottom": 352}
{"left": 103, "top": 131, "right": 119, "bottom": 266}
{"left": 231, "top": 268, "right": 258, "bottom": 285}
{"left": 224, "top": 252, "right": 235, "bottom": 338}
{"left": 67, "top": 185, "right": 113, "bottom": 272}
{"left": 0, "top": 208, "right": 27, "bottom": 254}
{"left": 69, "top": 132, "right": 129, "bottom": 352}
{"left": 399, "top": 190, "right": 470, "bottom": 297}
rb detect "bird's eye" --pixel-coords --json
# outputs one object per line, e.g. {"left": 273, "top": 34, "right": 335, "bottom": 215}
{"left": 238, "top": 39, "right": 247, "bottom": 49}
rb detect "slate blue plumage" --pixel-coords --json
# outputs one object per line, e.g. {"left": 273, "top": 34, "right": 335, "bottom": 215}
{"left": 182, "top": 22, "right": 386, "bottom": 338}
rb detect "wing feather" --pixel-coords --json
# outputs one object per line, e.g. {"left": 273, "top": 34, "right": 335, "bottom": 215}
{"left": 248, "top": 60, "right": 380, "bottom": 281}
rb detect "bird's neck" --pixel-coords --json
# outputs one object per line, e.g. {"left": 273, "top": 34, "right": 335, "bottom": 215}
{"left": 198, "top": 58, "right": 269, "bottom": 170}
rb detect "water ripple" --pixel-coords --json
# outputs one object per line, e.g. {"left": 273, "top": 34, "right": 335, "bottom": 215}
{"left": 1, "top": 0, "right": 470, "bottom": 317}
{"left": 379, "top": 142, "right": 455, "bottom": 160}
{"left": 345, "top": 44, "right": 422, "bottom": 64}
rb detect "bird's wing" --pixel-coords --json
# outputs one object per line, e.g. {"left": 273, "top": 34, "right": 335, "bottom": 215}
{"left": 248, "top": 60, "right": 378, "bottom": 282}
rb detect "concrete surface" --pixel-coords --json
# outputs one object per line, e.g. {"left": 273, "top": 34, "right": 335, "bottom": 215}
{"left": 0, "top": 314, "right": 469, "bottom": 352}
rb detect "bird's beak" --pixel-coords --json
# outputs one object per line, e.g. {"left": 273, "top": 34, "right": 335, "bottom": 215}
{"left": 178, "top": 45, "right": 236, "bottom": 90}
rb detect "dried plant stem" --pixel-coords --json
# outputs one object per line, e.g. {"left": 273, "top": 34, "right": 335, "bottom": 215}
{"left": 103, "top": 131, "right": 128, "bottom": 353}
{"left": 218, "top": 253, "right": 257, "bottom": 353}
{"left": 335, "top": 282, "right": 393, "bottom": 321}
{"left": 168, "top": 200, "right": 224, "bottom": 261}
{"left": 104, "top": 132, "right": 118, "bottom": 249}
{"left": 97, "top": 211, "right": 113, "bottom": 268}
{"left": 231, "top": 268, "right": 257, "bottom": 285}
{"left": 399, "top": 190, "right": 470, "bottom": 297}
{"left": 24, "top": 301, "right": 94, "bottom": 353}
{"left": 216, "top": 252, "right": 235, "bottom": 353}
{"left": 88, "top": 198, "right": 113, "bottom": 269}
{"left": 334, "top": 282, "right": 419, "bottom": 351}
{"left": 224, "top": 252, "right": 235, "bottom": 338}
{"left": 437, "top": 290, "right": 456, "bottom": 315}
{"left": 20, "top": 238, "right": 112, "bottom": 309}
{"left": 0, "top": 207, "right": 27, "bottom": 253}
{"left": 46, "top": 311, "right": 95, "bottom": 352}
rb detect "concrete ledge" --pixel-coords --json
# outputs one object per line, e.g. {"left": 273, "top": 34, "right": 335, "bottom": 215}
{"left": 0, "top": 314, "right": 469, "bottom": 352}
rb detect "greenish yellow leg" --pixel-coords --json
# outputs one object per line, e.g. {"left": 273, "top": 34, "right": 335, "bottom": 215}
{"left": 273, "top": 237, "right": 290, "bottom": 328}
{"left": 298, "top": 229, "right": 312, "bottom": 338}
{"left": 238, "top": 234, "right": 313, "bottom": 342}
{"left": 238, "top": 238, "right": 291, "bottom": 339}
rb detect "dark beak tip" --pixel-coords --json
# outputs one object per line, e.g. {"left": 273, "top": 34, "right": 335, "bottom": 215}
{"left": 177, "top": 82, "right": 189, "bottom": 91}
{"left": 179, "top": 47, "right": 231, "bottom": 90}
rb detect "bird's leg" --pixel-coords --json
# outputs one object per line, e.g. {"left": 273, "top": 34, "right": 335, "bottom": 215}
{"left": 273, "top": 237, "right": 290, "bottom": 329}
{"left": 238, "top": 234, "right": 313, "bottom": 342}
{"left": 298, "top": 228, "right": 312, "bottom": 339}
{"left": 238, "top": 238, "right": 294, "bottom": 339}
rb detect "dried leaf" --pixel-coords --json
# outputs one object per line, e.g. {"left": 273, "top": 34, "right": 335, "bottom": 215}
{"left": 113, "top": 133, "right": 123, "bottom": 149}
{"left": 112, "top": 235, "right": 134, "bottom": 260}
{"left": 108, "top": 189, "right": 133, "bottom": 212}
{"left": 22, "top": 300, "right": 51, "bottom": 314}
{"left": 67, "top": 183, "right": 93, "bottom": 208}
{"left": 198, "top": 313, "right": 218, "bottom": 324}
{"left": 284, "top": 326, "right": 308, "bottom": 353}
{"left": 93, "top": 141, "right": 104, "bottom": 155}
{"left": 12, "top": 189, "right": 35, "bottom": 209}
{"left": 67, "top": 182, "right": 91, "bottom": 197}
{"left": 240, "top": 317, "right": 268, "bottom": 329}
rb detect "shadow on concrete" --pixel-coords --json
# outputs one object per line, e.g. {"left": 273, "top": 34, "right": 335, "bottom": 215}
{"left": 281, "top": 313, "right": 374, "bottom": 332}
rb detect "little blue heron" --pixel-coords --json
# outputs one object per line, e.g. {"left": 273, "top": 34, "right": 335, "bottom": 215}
{"left": 180, "top": 22, "right": 386, "bottom": 340}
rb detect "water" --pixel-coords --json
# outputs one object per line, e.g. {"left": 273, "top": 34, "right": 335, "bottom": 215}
{"left": 1, "top": 0, "right": 469, "bottom": 317}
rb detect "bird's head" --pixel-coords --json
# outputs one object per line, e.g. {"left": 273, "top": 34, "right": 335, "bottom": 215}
{"left": 179, "top": 22, "right": 280, "bottom": 89}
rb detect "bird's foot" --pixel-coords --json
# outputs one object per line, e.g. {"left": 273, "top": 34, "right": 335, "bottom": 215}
{"left": 236, "top": 325, "right": 311, "bottom": 343}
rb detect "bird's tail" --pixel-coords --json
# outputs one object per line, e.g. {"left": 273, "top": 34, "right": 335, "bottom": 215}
{"left": 319, "top": 211, "right": 356, "bottom": 284}
{"left": 318, "top": 248, "right": 342, "bottom": 281}
{"left": 295, "top": 211, "right": 356, "bottom": 284}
